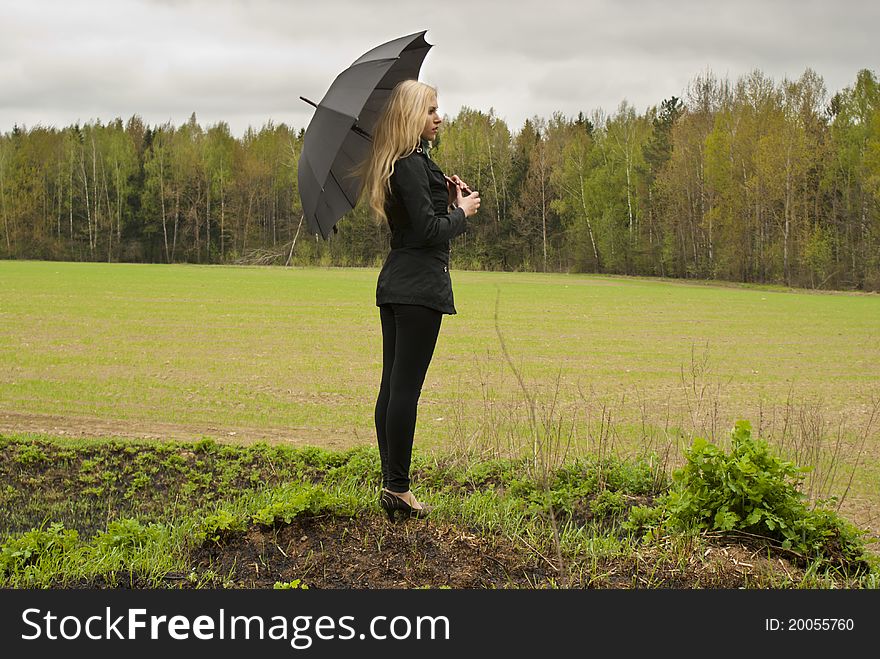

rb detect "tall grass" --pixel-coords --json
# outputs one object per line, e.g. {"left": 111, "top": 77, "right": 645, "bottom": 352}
{"left": 444, "top": 323, "right": 880, "bottom": 550}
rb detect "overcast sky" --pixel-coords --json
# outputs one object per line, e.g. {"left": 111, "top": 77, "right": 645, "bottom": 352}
{"left": 1, "top": 0, "right": 878, "bottom": 137}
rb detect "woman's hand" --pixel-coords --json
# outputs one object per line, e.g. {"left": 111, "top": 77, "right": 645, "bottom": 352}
{"left": 455, "top": 185, "right": 480, "bottom": 218}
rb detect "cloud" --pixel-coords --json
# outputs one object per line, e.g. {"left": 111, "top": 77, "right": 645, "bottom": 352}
{"left": 1, "top": 0, "right": 877, "bottom": 135}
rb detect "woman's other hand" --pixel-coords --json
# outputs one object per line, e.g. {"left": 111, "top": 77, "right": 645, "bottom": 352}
{"left": 446, "top": 175, "right": 470, "bottom": 192}
{"left": 445, "top": 175, "right": 469, "bottom": 205}
{"left": 445, "top": 175, "right": 479, "bottom": 217}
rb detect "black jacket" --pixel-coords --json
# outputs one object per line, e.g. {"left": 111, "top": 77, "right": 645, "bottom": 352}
{"left": 375, "top": 140, "right": 468, "bottom": 314}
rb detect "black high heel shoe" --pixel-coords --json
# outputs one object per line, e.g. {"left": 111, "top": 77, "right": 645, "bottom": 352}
{"left": 379, "top": 489, "right": 430, "bottom": 523}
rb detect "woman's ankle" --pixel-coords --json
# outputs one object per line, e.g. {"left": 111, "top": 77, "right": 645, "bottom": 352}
{"left": 383, "top": 489, "right": 422, "bottom": 509}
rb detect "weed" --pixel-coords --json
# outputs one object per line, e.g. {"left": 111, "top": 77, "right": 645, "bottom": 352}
{"left": 198, "top": 510, "right": 247, "bottom": 545}
{"left": 124, "top": 472, "right": 150, "bottom": 498}
{"left": 0, "top": 522, "right": 79, "bottom": 581}
{"left": 194, "top": 438, "right": 218, "bottom": 454}
{"left": 621, "top": 503, "right": 656, "bottom": 534}
{"left": 590, "top": 490, "right": 627, "bottom": 519}
{"left": 663, "top": 420, "right": 869, "bottom": 572}
{"left": 0, "top": 484, "right": 16, "bottom": 505}
{"left": 252, "top": 495, "right": 322, "bottom": 528}
{"left": 92, "top": 518, "right": 167, "bottom": 552}
{"left": 14, "top": 444, "right": 48, "bottom": 466}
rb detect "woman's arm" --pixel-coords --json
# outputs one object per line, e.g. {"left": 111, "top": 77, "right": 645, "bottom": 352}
{"left": 391, "top": 155, "right": 468, "bottom": 247}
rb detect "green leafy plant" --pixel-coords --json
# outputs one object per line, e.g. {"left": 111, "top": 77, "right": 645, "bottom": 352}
{"left": 493, "top": 456, "right": 660, "bottom": 521}
{"left": 124, "top": 471, "right": 150, "bottom": 498}
{"left": 251, "top": 486, "right": 334, "bottom": 527}
{"left": 92, "top": 518, "right": 167, "bottom": 552}
{"left": 194, "top": 437, "right": 218, "bottom": 454}
{"left": 273, "top": 579, "right": 308, "bottom": 590}
{"left": 197, "top": 510, "right": 247, "bottom": 544}
{"left": 14, "top": 444, "right": 48, "bottom": 466}
{"left": 663, "top": 420, "right": 868, "bottom": 570}
{"left": 622, "top": 504, "right": 666, "bottom": 536}
{"left": 590, "top": 490, "right": 626, "bottom": 519}
{"left": 0, "top": 522, "right": 79, "bottom": 578}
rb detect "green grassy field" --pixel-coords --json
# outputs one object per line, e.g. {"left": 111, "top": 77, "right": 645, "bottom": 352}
{"left": 2, "top": 260, "right": 879, "bottom": 531}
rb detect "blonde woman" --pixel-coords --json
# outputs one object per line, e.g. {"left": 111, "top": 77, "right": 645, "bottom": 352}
{"left": 360, "top": 79, "right": 481, "bottom": 522}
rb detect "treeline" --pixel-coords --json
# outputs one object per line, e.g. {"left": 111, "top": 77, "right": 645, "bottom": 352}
{"left": 0, "top": 113, "right": 298, "bottom": 265}
{"left": 1, "top": 68, "right": 879, "bottom": 290}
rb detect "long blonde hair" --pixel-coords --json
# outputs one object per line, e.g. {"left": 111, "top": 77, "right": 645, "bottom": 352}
{"left": 359, "top": 80, "right": 437, "bottom": 223}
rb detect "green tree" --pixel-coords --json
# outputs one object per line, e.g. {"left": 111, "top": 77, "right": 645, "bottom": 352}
{"left": 640, "top": 97, "right": 683, "bottom": 274}
{"left": 203, "top": 122, "right": 236, "bottom": 261}
{"left": 142, "top": 123, "right": 174, "bottom": 262}
{"left": 552, "top": 117, "right": 600, "bottom": 272}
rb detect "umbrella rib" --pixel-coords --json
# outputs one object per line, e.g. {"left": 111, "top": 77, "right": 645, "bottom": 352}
{"left": 311, "top": 102, "right": 356, "bottom": 123}
{"left": 306, "top": 102, "right": 372, "bottom": 139}
{"left": 328, "top": 168, "right": 359, "bottom": 209}
{"left": 352, "top": 124, "right": 372, "bottom": 140}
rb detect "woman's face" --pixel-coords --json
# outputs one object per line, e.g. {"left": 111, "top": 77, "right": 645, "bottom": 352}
{"left": 420, "top": 96, "right": 442, "bottom": 141}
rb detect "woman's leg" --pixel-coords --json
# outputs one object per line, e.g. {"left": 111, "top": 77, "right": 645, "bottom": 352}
{"left": 374, "top": 305, "right": 397, "bottom": 489}
{"left": 375, "top": 303, "right": 442, "bottom": 493}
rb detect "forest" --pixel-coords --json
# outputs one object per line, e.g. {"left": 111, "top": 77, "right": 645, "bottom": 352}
{"left": 1, "top": 67, "right": 878, "bottom": 290}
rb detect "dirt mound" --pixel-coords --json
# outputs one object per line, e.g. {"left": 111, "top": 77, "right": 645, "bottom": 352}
{"left": 190, "top": 514, "right": 552, "bottom": 589}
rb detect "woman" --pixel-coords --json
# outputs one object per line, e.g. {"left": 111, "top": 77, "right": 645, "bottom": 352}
{"left": 360, "top": 79, "right": 481, "bottom": 523}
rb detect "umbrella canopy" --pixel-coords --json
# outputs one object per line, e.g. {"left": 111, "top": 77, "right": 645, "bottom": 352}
{"left": 298, "top": 31, "right": 433, "bottom": 239}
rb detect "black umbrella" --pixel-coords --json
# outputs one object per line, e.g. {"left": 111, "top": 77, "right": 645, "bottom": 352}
{"left": 297, "top": 31, "right": 433, "bottom": 240}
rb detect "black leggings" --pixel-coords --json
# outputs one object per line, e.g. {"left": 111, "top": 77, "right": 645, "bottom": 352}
{"left": 374, "top": 303, "right": 442, "bottom": 493}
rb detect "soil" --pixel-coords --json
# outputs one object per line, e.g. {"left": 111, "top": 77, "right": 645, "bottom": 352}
{"left": 191, "top": 515, "right": 552, "bottom": 589}
{"left": 60, "top": 514, "right": 810, "bottom": 590}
